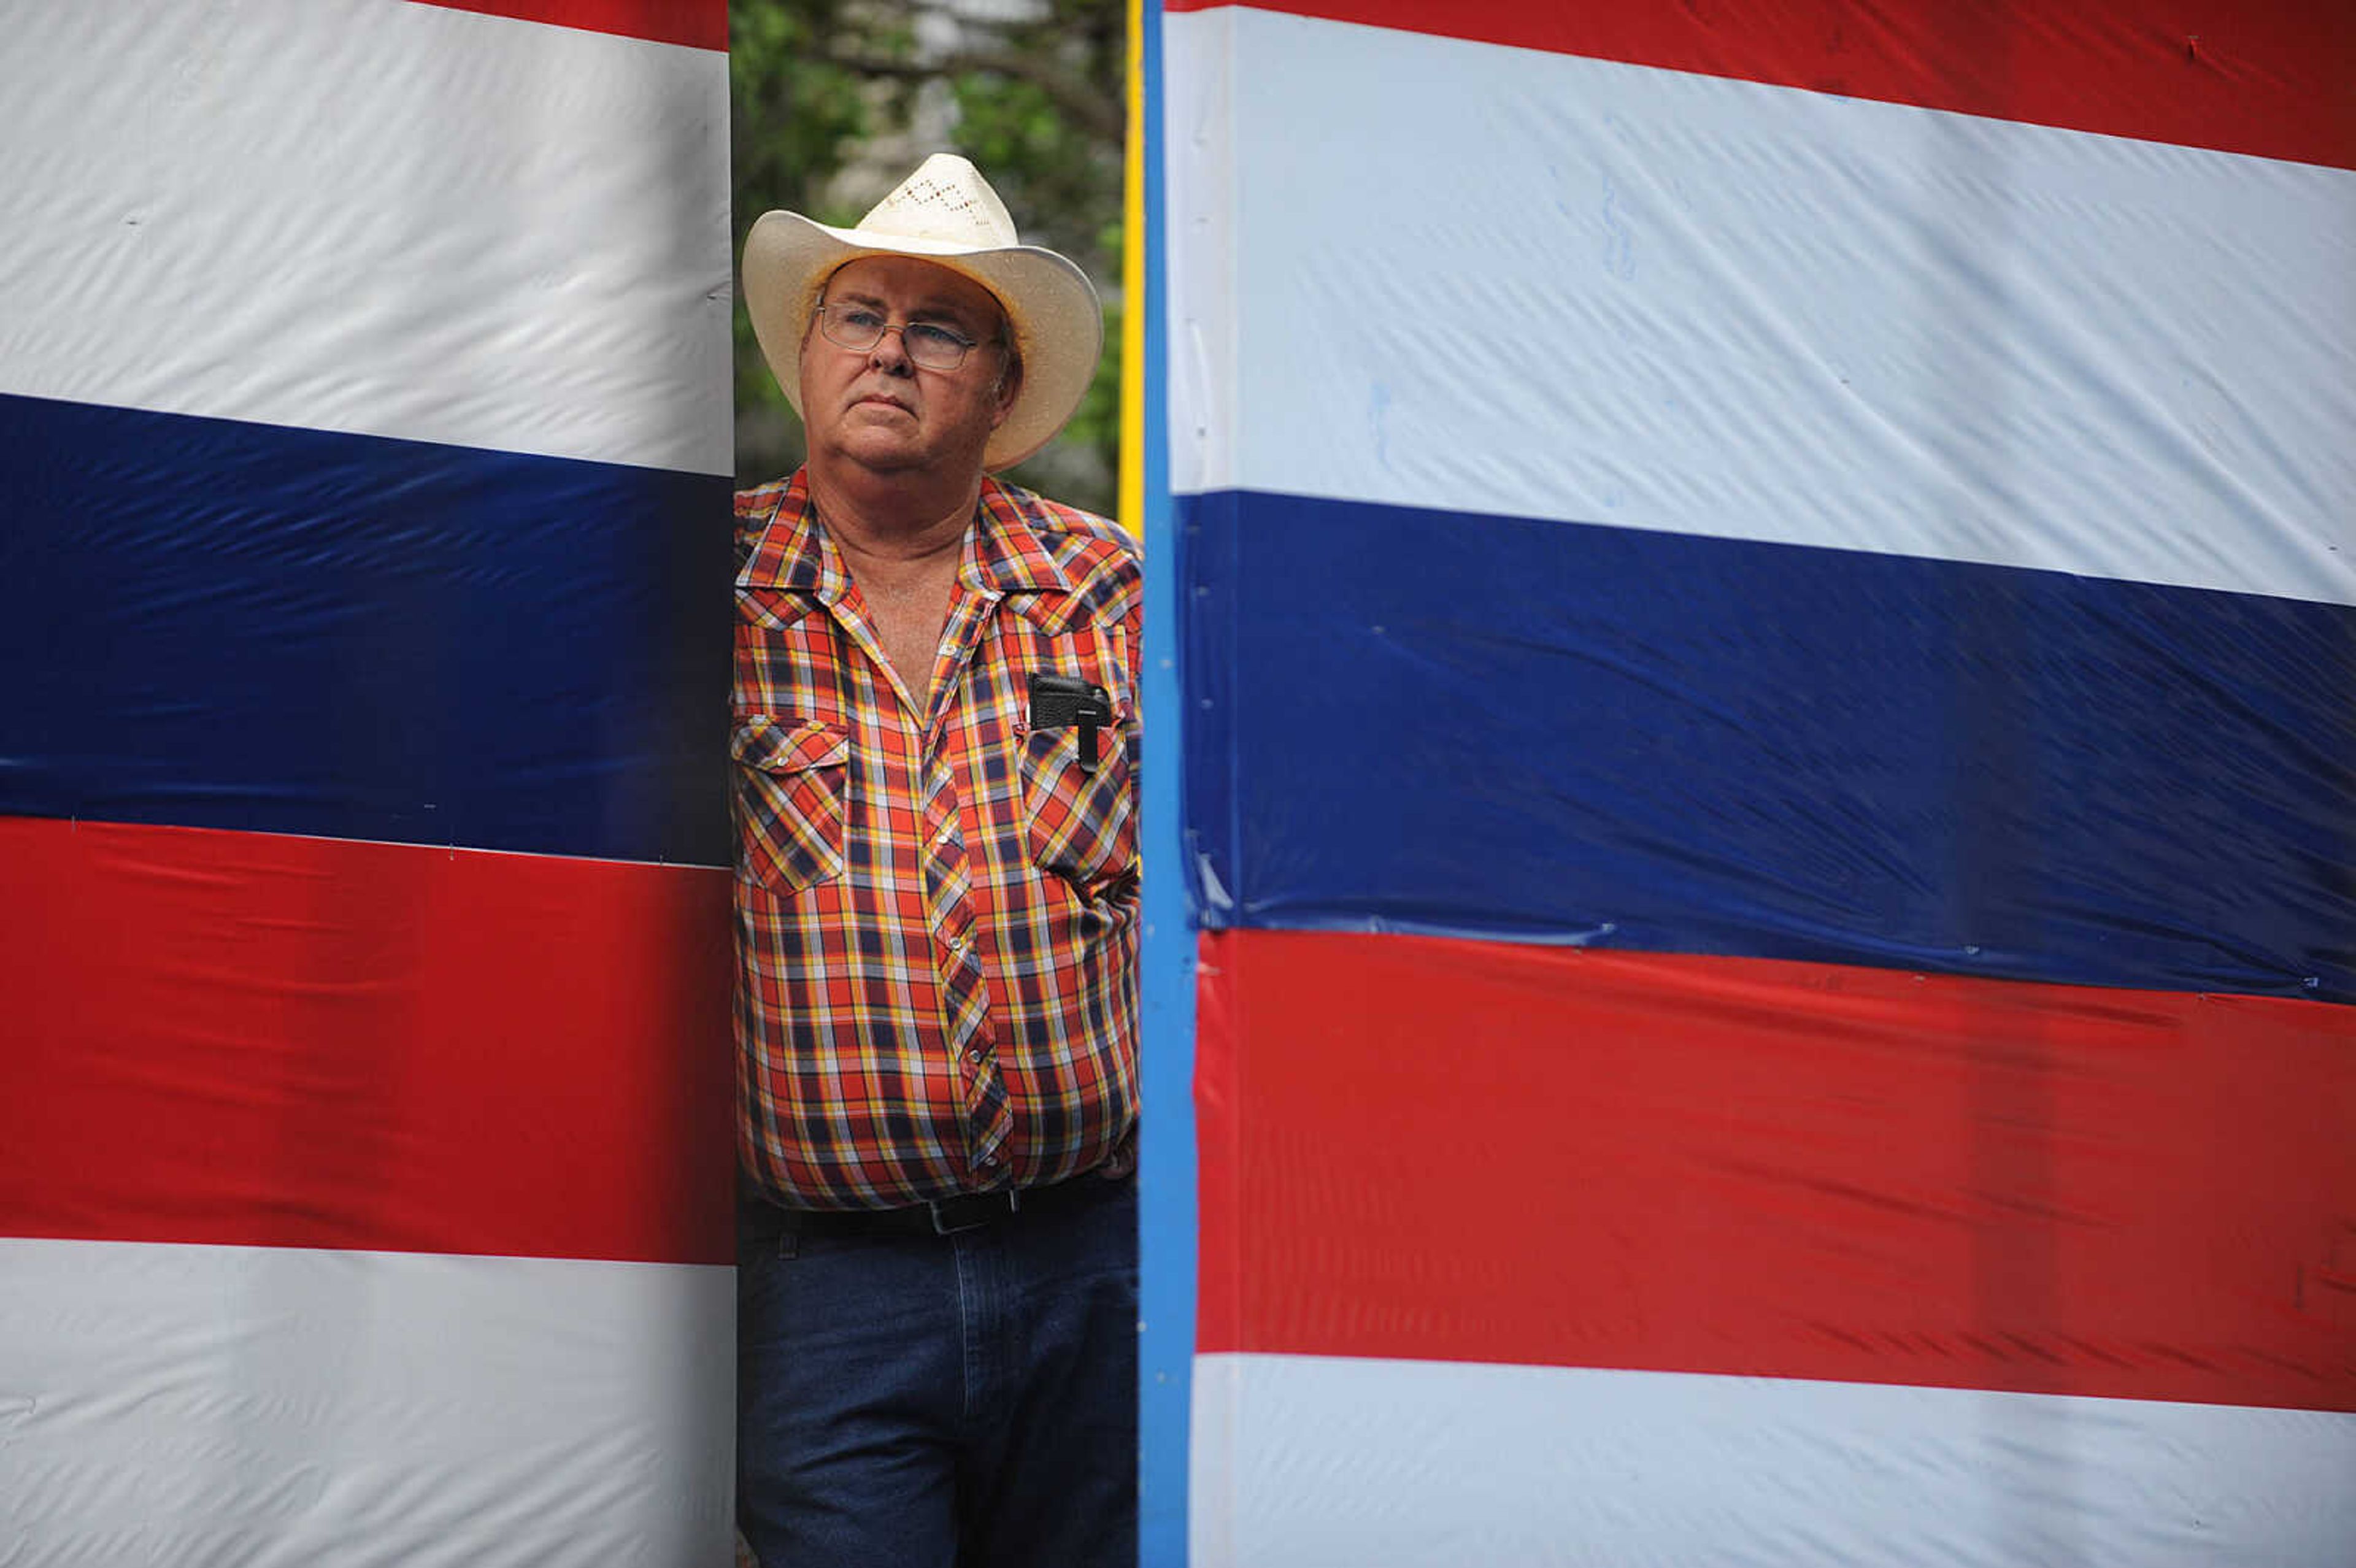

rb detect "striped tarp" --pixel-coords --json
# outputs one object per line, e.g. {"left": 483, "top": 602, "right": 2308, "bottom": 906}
{"left": 1150, "top": 2, "right": 2356, "bottom": 1562}
{"left": 1, "top": 2, "right": 735, "bottom": 1561}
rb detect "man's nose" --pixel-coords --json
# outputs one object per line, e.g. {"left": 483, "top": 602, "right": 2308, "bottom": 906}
{"left": 868, "top": 328, "right": 916, "bottom": 374}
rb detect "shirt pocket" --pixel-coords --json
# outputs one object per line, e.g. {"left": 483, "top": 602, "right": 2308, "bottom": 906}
{"left": 733, "top": 715, "right": 849, "bottom": 893}
{"left": 1020, "top": 709, "right": 1136, "bottom": 897}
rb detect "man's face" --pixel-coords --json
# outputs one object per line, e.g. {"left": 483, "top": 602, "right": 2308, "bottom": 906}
{"left": 798, "top": 255, "right": 1018, "bottom": 480}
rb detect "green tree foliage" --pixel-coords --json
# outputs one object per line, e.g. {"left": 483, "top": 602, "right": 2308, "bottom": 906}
{"left": 731, "top": 0, "right": 1126, "bottom": 515}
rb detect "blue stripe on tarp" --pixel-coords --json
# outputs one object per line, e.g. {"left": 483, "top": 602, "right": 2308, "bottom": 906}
{"left": 1180, "top": 489, "right": 2356, "bottom": 1004}
{"left": 0, "top": 393, "right": 731, "bottom": 864}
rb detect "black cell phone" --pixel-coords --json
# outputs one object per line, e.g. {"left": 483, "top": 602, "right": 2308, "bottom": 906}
{"left": 1028, "top": 671, "right": 1112, "bottom": 774}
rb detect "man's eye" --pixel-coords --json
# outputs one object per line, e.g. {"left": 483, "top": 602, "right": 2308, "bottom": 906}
{"left": 906, "top": 324, "right": 964, "bottom": 352}
{"left": 839, "top": 308, "right": 887, "bottom": 331}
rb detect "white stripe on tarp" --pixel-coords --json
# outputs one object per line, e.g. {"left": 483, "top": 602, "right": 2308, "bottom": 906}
{"left": 0, "top": 0, "right": 730, "bottom": 476}
{"left": 1165, "top": 9, "right": 2356, "bottom": 607}
{"left": 1190, "top": 1352, "right": 2356, "bottom": 1568}
{"left": 0, "top": 1236, "right": 733, "bottom": 1567}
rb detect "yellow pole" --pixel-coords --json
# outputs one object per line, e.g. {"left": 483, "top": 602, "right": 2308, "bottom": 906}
{"left": 1117, "top": 0, "right": 1146, "bottom": 537}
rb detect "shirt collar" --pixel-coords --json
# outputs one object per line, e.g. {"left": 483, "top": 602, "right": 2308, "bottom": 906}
{"left": 737, "top": 471, "right": 1074, "bottom": 607}
{"left": 964, "top": 476, "right": 1073, "bottom": 601}
{"left": 735, "top": 469, "right": 841, "bottom": 598}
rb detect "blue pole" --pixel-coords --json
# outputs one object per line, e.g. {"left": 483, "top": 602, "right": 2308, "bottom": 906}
{"left": 1136, "top": 0, "right": 1196, "bottom": 1559}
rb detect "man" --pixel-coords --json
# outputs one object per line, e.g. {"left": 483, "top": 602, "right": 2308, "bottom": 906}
{"left": 730, "top": 153, "right": 1139, "bottom": 1568}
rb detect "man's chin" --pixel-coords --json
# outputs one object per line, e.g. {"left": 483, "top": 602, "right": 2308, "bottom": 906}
{"left": 813, "top": 425, "right": 991, "bottom": 483}
{"left": 827, "top": 431, "right": 926, "bottom": 471}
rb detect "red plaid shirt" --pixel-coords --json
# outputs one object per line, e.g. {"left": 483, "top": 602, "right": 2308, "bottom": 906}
{"left": 732, "top": 470, "right": 1140, "bottom": 1209}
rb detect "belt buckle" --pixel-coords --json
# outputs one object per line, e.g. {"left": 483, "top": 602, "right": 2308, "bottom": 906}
{"left": 928, "top": 1188, "right": 1018, "bottom": 1236}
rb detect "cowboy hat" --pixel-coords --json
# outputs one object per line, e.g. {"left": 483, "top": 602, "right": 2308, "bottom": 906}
{"left": 742, "top": 153, "right": 1103, "bottom": 473}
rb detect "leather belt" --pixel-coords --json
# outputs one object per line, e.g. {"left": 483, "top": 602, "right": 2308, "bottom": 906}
{"left": 747, "top": 1169, "right": 1130, "bottom": 1240}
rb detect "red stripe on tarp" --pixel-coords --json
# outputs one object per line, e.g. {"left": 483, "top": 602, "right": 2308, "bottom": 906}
{"left": 410, "top": 0, "right": 725, "bottom": 50}
{"left": 1195, "top": 929, "right": 2356, "bottom": 1412}
{"left": 1166, "top": 0, "right": 2356, "bottom": 171}
{"left": 0, "top": 818, "right": 734, "bottom": 1266}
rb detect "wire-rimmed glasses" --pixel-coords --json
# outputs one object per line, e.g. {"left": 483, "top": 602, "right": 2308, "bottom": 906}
{"left": 815, "top": 302, "right": 984, "bottom": 372}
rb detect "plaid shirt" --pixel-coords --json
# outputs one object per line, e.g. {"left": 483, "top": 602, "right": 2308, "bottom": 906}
{"left": 732, "top": 470, "right": 1141, "bottom": 1209}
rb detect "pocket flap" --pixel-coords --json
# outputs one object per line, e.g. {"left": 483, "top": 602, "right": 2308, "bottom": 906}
{"left": 731, "top": 715, "right": 849, "bottom": 774}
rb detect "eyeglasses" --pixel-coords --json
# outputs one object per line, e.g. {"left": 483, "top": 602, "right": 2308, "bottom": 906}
{"left": 815, "top": 302, "right": 987, "bottom": 372}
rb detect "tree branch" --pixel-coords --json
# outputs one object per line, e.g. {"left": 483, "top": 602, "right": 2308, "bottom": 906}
{"left": 822, "top": 46, "right": 1124, "bottom": 142}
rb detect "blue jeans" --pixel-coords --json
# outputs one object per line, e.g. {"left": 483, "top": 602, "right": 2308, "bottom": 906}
{"left": 736, "top": 1176, "right": 1139, "bottom": 1568}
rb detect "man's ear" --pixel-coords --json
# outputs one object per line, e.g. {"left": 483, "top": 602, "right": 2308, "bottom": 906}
{"left": 795, "top": 307, "right": 821, "bottom": 403}
{"left": 990, "top": 352, "right": 1023, "bottom": 429}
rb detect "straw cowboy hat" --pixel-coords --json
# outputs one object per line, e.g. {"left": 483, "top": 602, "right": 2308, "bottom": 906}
{"left": 742, "top": 153, "right": 1103, "bottom": 472}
